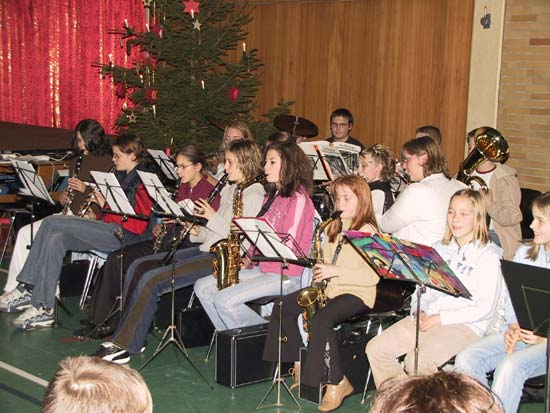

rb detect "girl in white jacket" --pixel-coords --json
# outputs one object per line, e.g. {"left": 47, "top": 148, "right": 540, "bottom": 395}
{"left": 366, "top": 188, "right": 504, "bottom": 388}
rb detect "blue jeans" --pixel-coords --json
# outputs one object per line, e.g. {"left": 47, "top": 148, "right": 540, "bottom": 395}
{"left": 17, "top": 215, "right": 132, "bottom": 309}
{"left": 112, "top": 247, "right": 213, "bottom": 354}
{"left": 194, "top": 267, "right": 302, "bottom": 331}
{"left": 454, "top": 332, "right": 547, "bottom": 413}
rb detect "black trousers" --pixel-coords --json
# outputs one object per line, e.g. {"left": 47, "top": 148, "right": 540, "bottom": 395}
{"left": 262, "top": 291, "right": 367, "bottom": 387}
{"left": 87, "top": 235, "right": 196, "bottom": 326}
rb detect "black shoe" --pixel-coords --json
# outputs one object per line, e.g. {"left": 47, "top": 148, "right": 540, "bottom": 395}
{"left": 74, "top": 324, "right": 96, "bottom": 338}
{"left": 91, "top": 344, "right": 130, "bottom": 364}
{"left": 89, "top": 324, "right": 115, "bottom": 340}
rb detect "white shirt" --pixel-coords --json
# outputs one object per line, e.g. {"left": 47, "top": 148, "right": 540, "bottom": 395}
{"left": 379, "top": 173, "right": 466, "bottom": 246}
{"left": 411, "top": 239, "right": 504, "bottom": 337}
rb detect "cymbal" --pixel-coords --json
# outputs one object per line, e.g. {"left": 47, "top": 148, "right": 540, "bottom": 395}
{"left": 273, "top": 114, "right": 318, "bottom": 137}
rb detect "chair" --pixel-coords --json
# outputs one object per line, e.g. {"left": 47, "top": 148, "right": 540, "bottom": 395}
{"left": 71, "top": 251, "right": 108, "bottom": 309}
{"left": 520, "top": 188, "right": 541, "bottom": 239}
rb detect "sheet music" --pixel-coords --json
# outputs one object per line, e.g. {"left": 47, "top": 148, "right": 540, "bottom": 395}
{"left": 11, "top": 160, "right": 54, "bottom": 204}
{"left": 137, "top": 170, "right": 185, "bottom": 216}
{"left": 90, "top": 171, "right": 135, "bottom": 215}
{"left": 234, "top": 217, "right": 298, "bottom": 260}
{"left": 147, "top": 149, "right": 179, "bottom": 181}
{"left": 299, "top": 141, "right": 350, "bottom": 180}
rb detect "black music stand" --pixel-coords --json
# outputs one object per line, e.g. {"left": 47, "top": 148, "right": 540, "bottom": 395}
{"left": 235, "top": 217, "right": 312, "bottom": 410}
{"left": 345, "top": 231, "right": 471, "bottom": 374}
{"left": 147, "top": 149, "right": 179, "bottom": 182}
{"left": 501, "top": 260, "right": 550, "bottom": 413}
{"left": 136, "top": 197, "right": 211, "bottom": 388}
{"left": 82, "top": 171, "right": 148, "bottom": 337}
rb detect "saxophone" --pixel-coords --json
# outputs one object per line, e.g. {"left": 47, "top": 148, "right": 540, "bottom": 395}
{"left": 62, "top": 154, "right": 83, "bottom": 215}
{"left": 210, "top": 174, "right": 265, "bottom": 290}
{"left": 296, "top": 211, "right": 342, "bottom": 332}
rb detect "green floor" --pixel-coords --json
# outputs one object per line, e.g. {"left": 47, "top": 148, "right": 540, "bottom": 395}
{"left": 0, "top": 264, "right": 545, "bottom": 413}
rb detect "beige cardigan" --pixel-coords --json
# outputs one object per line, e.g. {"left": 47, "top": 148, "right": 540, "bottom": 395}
{"left": 324, "top": 222, "right": 380, "bottom": 308}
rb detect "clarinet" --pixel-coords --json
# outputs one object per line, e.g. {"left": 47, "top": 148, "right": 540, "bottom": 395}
{"left": 62, "top": 154, "right": 83, "bottom": 215}
{"left": 77, "top": 165, "right": 116, "bottom": 217}
{"left": 161, "top": 173, "right": 228, "bottom": 264}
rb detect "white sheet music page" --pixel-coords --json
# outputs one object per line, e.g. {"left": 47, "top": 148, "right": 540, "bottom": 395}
{"left": 147, "top": 149, "right": 179, "bottom": 181}
{"left": 90, "top": 171, "right": 135, "bottom": 215}
{"left": 137, "top": 170, "right": 183, "bottom": 216}
{"left": 234, "top": 217, "right": 298, "bottom": 260}
{"left": 11, "top": 159, "right": 54, "bottom": 204}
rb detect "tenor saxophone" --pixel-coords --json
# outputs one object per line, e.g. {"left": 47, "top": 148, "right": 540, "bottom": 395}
{"left": 296, "top": 211, "right": 342, "bottom": 332}
{"left": 210, "top": 174, "right": 265, "bottom": 290}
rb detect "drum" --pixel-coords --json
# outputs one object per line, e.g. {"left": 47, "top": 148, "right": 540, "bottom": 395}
{"left": 312, "top": 187, "right": 333, "bottom": 221}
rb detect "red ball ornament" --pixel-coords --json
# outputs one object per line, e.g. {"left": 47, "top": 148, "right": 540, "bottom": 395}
{"left": 227, "top": 86, "right": 239, "bottom": 101}
{"left": 114, "top": 82, "right": 126, "bottom": 98}
{"left": 145, "top": 87, "right": 158, "bottom": 104}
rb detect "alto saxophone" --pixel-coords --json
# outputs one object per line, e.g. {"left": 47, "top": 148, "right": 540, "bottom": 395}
{"left": 62, "top": 154, "right": 83, "bottom": 215}
{"left": 296, "top": 211, "right": 342, "bottom": 332}
{"left": 210, "top": 174, "right": 265, "bottom": 290}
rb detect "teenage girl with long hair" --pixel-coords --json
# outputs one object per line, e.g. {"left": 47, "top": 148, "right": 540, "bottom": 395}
{"left": 455, "top": 191, "right": 550, "bottom": 413}
{"left": 262, "top": 175, "right": 381, "bottom": 412}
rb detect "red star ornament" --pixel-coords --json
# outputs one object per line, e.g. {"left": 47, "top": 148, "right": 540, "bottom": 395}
{"left": 182, "top": 0, "right": 200, "bottom": 16}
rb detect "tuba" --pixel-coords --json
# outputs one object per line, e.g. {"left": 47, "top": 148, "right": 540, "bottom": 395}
{"left": 457, "top": 127, "right": 509, "bottom": 191}
{"left": 296, "top": 211, "right": 342, "bottom": 332}
{"left": 210, "top": 174, "right": 266, "bottom": 290}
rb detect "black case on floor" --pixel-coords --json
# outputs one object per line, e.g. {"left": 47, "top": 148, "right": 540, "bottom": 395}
{"left": 177, "top": 305, "right": 214, "bottom": 348}
{"left": 215, "top": 323, "right": 292, "bottom": 388}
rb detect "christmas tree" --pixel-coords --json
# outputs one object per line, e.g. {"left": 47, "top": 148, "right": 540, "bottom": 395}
{"left": 98, "top": 0, "right": 290, "bottom": 151}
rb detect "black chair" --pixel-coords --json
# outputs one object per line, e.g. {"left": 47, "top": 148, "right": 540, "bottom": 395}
{"left": 520, "top": 188, "right": 541, "bottom": 239}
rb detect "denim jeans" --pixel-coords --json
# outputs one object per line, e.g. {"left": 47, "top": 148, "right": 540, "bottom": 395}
{"left": 454, "top": 332, "right": 547, "bottom": 413}
{"left": 17, "top": 215, "right": 130, "bottom": 309}
{"left": 194, "top": 267, "right": 302, "bottom": 331}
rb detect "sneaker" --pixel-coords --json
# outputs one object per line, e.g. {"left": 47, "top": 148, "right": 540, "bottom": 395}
{"left": 91, "top": 344, "right": 130, "bottom": 364}
{"left": 101, "top": 341, "right": 146, "bottom": 353}
{"left": 13, "top": 306, "right": 54, "bottom": 329}
{"left": 0, "top": 285, "right": 32, "bottom": 313}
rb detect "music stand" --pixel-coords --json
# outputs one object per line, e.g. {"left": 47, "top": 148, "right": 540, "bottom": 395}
{"left": 234, "top": 217, "right": 312, "bottom": 410}
{"left": 82, "top": 171, "right": 148, "bottom": 337}
{"left": 345, "top": 231, "right": 471, "bottom": 374}
{"left": 11, "top": 160, "right": 55, "bottom": 247}
{"left": 136, "top": 176, "right": 211, "bottom": 389}
{"left": 147, "top": 149, "right": 179, "bottom": 182}
{"left": 501, "top": 260, "right": 550, "bottom": 413}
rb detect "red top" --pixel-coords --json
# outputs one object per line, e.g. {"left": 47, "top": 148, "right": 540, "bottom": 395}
{"left": 102, "top": 184, "right": 153, "bottom": 234}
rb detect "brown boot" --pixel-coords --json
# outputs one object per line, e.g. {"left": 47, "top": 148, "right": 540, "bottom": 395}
{"left": 288, "top": 361, "right": 300, "bottom": 391}
{"left": 318, "top": 376, "right": 353, "bottom": 412}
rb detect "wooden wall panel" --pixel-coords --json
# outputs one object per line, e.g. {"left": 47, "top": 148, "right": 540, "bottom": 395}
{"left": 239, "top": 0, "right": 474, "bottom": 172}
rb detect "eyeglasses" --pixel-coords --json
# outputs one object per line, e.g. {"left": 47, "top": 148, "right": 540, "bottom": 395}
{"left": 331, "top": 122, "right": 349, "bottom": 129}
{"left": 112, "top": 152, "right": 127, "bottom": 160}
{"left": 176, "top": 163, "right": 196, "bottom": 170}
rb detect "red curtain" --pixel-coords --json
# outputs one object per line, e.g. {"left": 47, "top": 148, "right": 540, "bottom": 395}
{"left": 0, "top": 0, "right": 144, "bottom": 133}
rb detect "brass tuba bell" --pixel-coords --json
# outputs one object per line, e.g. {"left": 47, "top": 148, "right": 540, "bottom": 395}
{"left": 457, "top": 127, "right": 509, "bottom": 191}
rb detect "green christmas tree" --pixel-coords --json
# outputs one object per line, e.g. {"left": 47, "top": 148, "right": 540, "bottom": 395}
{"left": 100, "top": 0, "right": 290, "bottom": 151}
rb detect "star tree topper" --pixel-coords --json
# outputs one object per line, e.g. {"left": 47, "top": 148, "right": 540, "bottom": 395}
{"left": 182, "top": 0, "right": 200, "bottom": 17}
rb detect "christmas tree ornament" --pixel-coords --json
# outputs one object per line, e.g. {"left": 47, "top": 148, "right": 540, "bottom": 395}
{"left": 193, "top": 19, "right": 202, "bottom": 31}
{"left": 143, "top": 0, "right": 152, "bottom": 7}
{"left": 127, "top": 111, "right": 137, "bottom": 123}
{"left": 145, "top": 87, "right": 158, "bottom": 104}
{"left": 228, "top": 86, "right": 239, "bottom": 101}
{"left": 182, "top": 0, "right": 200, "bottom": 16}
{"left": 115, "top": 82, "right": 126, "bottom": 98}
